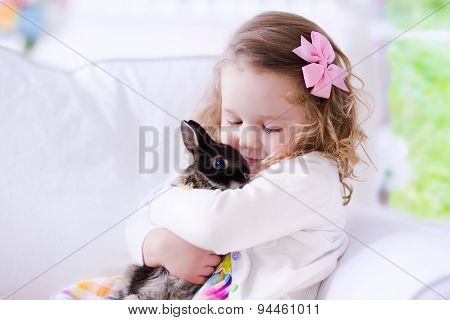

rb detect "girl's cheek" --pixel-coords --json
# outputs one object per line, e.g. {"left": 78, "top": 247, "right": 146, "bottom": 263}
{"left": 268, "top": 132, "right": 289, "bottom": 155}
{"left": 220, "top": 126, "right": 240, "bottom": 149}
{"left": 220, "top": 125, "right": 229, "bottom": 144}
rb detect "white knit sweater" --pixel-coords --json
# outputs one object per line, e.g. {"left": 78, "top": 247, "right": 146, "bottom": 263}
{"left": 126, "top": 151, "right": 349, "bottom": 299}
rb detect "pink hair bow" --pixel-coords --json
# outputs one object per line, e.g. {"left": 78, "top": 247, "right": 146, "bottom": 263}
{"left": 292, "top": 31, "right": 349, "bottom": 99}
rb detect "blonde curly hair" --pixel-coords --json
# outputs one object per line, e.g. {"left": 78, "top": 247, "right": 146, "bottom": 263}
{"left": 194, "top": 11, "right": 369, "bottom": 205}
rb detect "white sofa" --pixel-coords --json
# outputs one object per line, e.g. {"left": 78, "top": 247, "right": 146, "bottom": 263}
{"left": 1, "top": 47, "right": 449, "bottom": 300}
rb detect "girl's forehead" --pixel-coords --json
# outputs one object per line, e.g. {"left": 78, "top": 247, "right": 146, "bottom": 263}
{"left": 220, "top": 64, "right": 301, "bottom": 120}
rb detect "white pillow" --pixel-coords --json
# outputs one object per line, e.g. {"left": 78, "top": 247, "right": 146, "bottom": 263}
{"left": 0, "top": 47, "right": 216, "bottom": 299}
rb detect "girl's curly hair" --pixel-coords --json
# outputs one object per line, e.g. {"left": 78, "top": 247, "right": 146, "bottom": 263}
{"left": 195, "top": 11, "right": 370, "bottom": 205}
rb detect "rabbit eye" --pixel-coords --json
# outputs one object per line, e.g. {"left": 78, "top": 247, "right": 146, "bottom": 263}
{"left": 213, "top": 158, "right": 226, "bottom": 170}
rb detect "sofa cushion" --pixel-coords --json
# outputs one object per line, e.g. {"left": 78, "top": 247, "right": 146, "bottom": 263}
{"left": 0, "top": 47, "right": 216, "bottom": 299}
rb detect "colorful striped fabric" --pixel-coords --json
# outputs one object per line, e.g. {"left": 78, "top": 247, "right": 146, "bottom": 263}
{"left": 51, "top": 254, "right": 237, "bottom": 300}
{"left": 50, "top": 275, "right": 125, "bottom": 300}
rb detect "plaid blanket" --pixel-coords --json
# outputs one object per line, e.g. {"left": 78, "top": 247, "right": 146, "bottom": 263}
{"left": 50, "top": 254, "right": 237, "bottom": 300}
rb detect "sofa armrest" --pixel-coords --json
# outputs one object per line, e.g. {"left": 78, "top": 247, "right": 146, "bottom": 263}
{"left": 317, "top": 206, "right": 450, "bottom": 299}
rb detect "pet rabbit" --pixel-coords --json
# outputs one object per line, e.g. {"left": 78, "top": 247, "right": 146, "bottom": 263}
{"left": 119, "top": 120, "right": 250, "bottom": 300}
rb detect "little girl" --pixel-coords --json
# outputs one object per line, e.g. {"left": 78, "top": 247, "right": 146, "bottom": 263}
{"left": 126, "top": 11, "right": 367, "bottom": 299}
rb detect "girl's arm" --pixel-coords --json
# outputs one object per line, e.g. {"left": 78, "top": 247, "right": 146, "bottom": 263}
{"left": 126, "top": 190, "right": 222, "bottom": 284}
{"left": 126, "top": 174, "right": 178, "bottom": 265}
{"left": 126, "top": 201, "right": 162, "bottom": 265}
{"left": 150, "top": 153, "right": 344, "bottom": 254}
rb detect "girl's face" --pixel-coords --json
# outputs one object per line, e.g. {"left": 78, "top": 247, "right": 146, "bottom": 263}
{"left": 220, "top": 63, "right": 308, "bottom": 174}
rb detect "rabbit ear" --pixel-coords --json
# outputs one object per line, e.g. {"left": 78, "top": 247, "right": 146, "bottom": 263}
{"left": 181, "top": 120, "right": 199, "bottom": 153}
{"left": 186, "top": 120, "right": 215, "bottom": 146}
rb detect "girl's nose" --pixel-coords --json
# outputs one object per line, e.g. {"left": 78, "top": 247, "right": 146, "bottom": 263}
{"left": 239, "top": 125, "right": 262, "bottom": 152}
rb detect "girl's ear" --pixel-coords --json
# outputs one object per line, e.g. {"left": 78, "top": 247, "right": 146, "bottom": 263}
{"left": 181, "top": 120, "right": 198, "bottom": 153}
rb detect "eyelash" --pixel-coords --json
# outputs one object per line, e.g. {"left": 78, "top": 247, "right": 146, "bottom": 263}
{"left": 227, "top": 120, "right": 242, "bottom": 126}
{"left": 227, "top": 120, "right": 283, "bottom": 134}
{"left": 263, "top": 126, "right": 283, "bottom": 134}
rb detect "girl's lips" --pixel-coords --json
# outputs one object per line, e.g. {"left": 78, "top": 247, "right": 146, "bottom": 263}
{"left": 244, "top": 157, "right": 262, "bottom": 164}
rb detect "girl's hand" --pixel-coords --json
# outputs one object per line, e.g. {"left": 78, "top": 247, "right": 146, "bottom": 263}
{"left": 143, "top": 228, "right": 222, "bottom": 285}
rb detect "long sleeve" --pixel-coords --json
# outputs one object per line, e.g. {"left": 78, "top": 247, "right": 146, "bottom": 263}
{"left": 150, "top": 152, "right": 343, "bottom": 254}
{"left": 126, "top": 202, "right": 161, "bottom": 265}
{"left": 126, "top": 174, "right": 180, "bottom": 265}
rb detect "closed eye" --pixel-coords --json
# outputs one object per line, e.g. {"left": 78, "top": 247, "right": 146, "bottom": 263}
{"left": 263, "top": 125, "right": 283, "bottom": 134}
{"left": 227, "top": 120, "right": 283, "bottom": 134}
{"left": 227, "top": 120, "right": 242, "bottom": 126}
